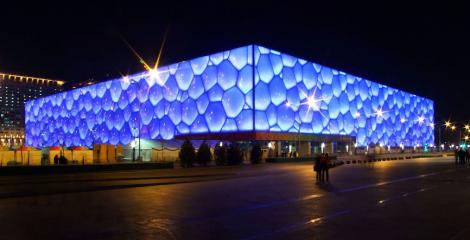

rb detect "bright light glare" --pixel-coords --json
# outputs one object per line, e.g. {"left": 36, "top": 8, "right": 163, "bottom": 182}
{"left": 400, "top": 118, "right": 406, "bottom": 123}
{"left": 306, "top": 95, "right": 321, "bottom": 110}
{"left": 149, "top": 69, "right": 158, "bottom": 79}
{"left": 376, "top": 108, "right": 384, "bottom": 117}
{"left": 417, "top": 116, "right": 425, "bottom": 124}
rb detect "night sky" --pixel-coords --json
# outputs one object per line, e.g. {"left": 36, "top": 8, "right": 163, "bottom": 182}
{"left": 1, "top": 2, "right": 468, "bottom": 122}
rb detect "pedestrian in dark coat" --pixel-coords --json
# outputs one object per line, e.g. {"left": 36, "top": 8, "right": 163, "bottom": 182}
{"left": 314, "top": 155, "right": 321, "bottom": 181}
{"left": 459, "top": 149, "right": 466, "bottom": 165}
{"left": 455, "top": 149, "right": 459, "bottom": 165}
{"left": 320, "top": 153, "right": 330, "bottom": 182}
{"left": 465, "top": 148, "right": 470, "bottom": 163}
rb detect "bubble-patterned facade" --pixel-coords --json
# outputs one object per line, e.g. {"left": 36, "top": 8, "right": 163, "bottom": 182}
{"left": 25, "top": 45, "right": 434, "bottom": 148}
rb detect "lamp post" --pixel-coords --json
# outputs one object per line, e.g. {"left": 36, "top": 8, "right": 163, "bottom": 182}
{"left": 131, "top": 137, "right": 136, "bottom": 162}
{"left": 128, "top": 77, "right": 141, "bottom": 162}
{"left": 439, "top": 120, "right": 470, "bottom": 148}
{"left": 124, "top": 69, "right": 162, "bottom": 162}
{"left": 285, "top": 92, "right": 322, "bottom": 157}
{"left": 285, "top": 101, "right": 301, "bottom": 157}
{"left": 91, "top": 127, "right": 97, "bottom": 163}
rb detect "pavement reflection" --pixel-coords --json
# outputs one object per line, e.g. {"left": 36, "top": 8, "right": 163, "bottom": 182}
{"left": 1, "top": 157, "right": 469, "bottom": 239}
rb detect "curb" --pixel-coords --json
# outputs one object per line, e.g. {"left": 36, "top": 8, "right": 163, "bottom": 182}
{"left": 342, "top": 154, "right": 447, "bottom": 164}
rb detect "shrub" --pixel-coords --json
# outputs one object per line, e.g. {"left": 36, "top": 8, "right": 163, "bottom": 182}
{"left": 196, "top": 141, "right": 212, "bottom": 166}
{"left": 227, "top": 142, "right": 244, "bottom": 165}
{"left": 179, "top": 139, "right": 196, "bottom": 168}
{"left": 214, "top": 143, "right": 227, "bottom": 166}
{"left": 250, "top": 142, "right": 262, "bottom": 164}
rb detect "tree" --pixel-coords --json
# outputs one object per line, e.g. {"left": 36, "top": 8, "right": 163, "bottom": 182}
{"left": 227, "top": 142, "right": 243, "bottom": 165}
{"left": 250, "top": 141, "right": 262, "bottom": 164}
{"left": 214, "top": 143, "right": 227, "bottom": 166}
{"left": 179, "top": 139, "right": 196, "bottom": 168}
{"left": 196, "top": 141, "right": 212, "bottom": 166}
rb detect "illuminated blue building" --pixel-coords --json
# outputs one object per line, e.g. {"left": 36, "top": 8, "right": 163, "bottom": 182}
{"left": 25, "top": 45, "right": 434, "bottom": 150}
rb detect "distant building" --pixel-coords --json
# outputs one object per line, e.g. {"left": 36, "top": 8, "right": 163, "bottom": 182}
{"left": 0, "top": 73, "right": 64, "bottom": 147}
{"left": 67, "top": 79, "right": 97, "bottom": 90}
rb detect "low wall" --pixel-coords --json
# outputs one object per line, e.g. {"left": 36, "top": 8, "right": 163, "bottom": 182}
{"left": 265, "top": 155, "right": 342, "bottom": 166}
{"left": 266, "top": 152, "right": 450, "bottom": 165}
{"left": 49, "top": 150, "right": 93, "bottom": 164}
{"left": 0, "top": 150, "right": 95, "bottom": 166}
{"left": 0, "top": 150, "right": 43, "bottom": 166}
{"left": 0, "top": 162, "right": 174, "bottom": 175}
{"left": 337, "top": 152, "right": 450, "bottom": 164}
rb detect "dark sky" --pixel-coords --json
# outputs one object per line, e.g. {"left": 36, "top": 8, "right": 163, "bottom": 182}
{"left": 1, "top": 2, "right": 468, "bottom": 122}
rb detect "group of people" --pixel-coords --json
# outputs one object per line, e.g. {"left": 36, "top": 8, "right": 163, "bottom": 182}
{"left": 53, "top": 154, "right": 68, "bottom": 165}
{"left": 455, "top": 148, "right": 470, "bottom": 165}
{"left": 314, "top": 153, "right": 330, "bottom": 182}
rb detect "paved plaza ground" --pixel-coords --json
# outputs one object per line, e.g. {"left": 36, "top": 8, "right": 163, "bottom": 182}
{"left": 0, "top": 157, "right": 469, "bottom": 239}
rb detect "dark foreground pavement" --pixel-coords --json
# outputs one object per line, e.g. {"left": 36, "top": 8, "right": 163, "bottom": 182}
{"left": 0, "top": 157, "right": 469, "bottom": 240}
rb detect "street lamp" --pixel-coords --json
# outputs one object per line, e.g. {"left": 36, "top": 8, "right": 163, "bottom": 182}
{"left": 285, "top": 101, "right": 301, "bottom": 157}
{"left": 440, "top": 119, "right": 470, "bottom": 147}
{"left": 433, "top": 120, "right": 454, "bottom": 151}
{"left": 91, "top": 127, "right": 96, "bottom": 163}
{"left": 284, "top": 90, "right": 323, "bottom": 157}
{"left": 124, "top": 75, "right": 142, "bottom": 162}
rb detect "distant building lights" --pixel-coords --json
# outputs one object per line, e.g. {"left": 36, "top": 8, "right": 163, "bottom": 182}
{"left": 400, "top": 118, "right": 407, "bottom": 123}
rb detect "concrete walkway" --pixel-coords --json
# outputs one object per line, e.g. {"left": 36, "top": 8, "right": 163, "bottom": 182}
{"left": 1, "top": 156, "right": 469, "bottom": 239}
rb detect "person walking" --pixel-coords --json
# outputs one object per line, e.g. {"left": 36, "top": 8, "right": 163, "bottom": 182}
{"left": 455, "top": 149, "right": 459, "bottom": 165}
{"left": 314, "top": 155, "right": 321, "bottom": 182}
{"left": 459, "top": 148, "right": 466, "bottom": 165}
{"left": 320, "top": 153, "right": 330, "bottom": 182}
{"left": 465, "top": 148, "right": 470, "bottom": 164}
